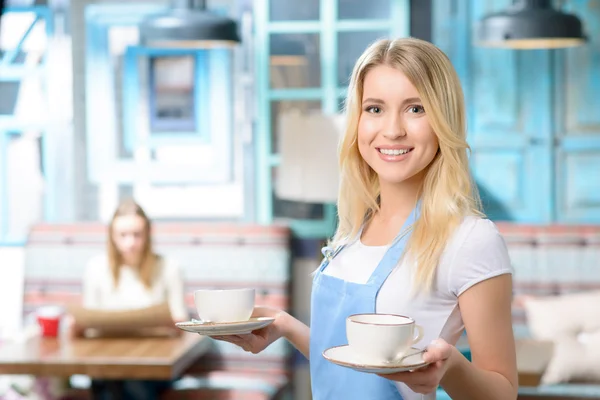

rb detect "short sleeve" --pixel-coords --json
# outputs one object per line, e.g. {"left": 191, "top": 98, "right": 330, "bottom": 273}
{"left": 449, "top": 218, "right": 513, "bottom": 297}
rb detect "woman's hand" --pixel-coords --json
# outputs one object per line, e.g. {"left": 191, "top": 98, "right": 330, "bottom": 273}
{"left": 211, "top": 306, "right": 287, "bottom": 354}
{"left": 379, "top": 339, "right": 454, "bottom": 394}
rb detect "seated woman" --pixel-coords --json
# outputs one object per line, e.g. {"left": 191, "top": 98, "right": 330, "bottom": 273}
{"left": 72, "top": 198, "right": 189, "bottom": 400}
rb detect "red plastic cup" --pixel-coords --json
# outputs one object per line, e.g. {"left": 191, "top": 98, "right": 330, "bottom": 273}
{"left": 36, "top": 306, "right": 63, "bottom": 338}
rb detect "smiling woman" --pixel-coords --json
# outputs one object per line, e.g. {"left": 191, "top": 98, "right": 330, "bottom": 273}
{"left": 212, "top": 37, "right": 518, "bottom": 400}
{"left": 358, "top": 69, "right": 439, "bottom": 193}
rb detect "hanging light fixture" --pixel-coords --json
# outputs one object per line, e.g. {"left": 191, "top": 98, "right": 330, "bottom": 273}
{"left": 475, "top": 0, "right": 586, "bottom": 49}
{"left": 140, "top": 0, "right": 240, "bottom": 48}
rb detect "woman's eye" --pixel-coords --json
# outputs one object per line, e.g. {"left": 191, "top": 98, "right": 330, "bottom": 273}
{"left": 366, "top": 106, "right": 382, "bottom": 114}
{"left": 409, "top": 105, "right": 425, "bottom": 114}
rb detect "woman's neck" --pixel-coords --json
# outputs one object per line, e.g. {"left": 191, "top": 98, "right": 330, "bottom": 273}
{"left": 121, "top": 255, "right": 142, "bottom": 268}
{"left": 377, "top": 175, "right": 422, "bottom": 221}
{"left": 361, "top": 176, "right": 423, "bottom": 246}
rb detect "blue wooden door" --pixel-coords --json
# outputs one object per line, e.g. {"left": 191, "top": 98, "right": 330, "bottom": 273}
{"left": 434, "top": 0, "right": 600, "bottom": 224}
{"left": 554, "top": 0, "right": 600, "bottom": 223}
{"left": 434, "top": 0, "right": 553, "bottom": 223}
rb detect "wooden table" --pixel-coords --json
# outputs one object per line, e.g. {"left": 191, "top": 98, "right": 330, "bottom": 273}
{"left": 0, "top": 333, "right": 211, "bottom": 380}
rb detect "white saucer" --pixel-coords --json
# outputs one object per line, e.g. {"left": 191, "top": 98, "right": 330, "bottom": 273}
{"left": 322, "top": 345, "right": 429, "bottom": 374}
{"left": 175, "top": 317, "right": 275, "bottom": 336}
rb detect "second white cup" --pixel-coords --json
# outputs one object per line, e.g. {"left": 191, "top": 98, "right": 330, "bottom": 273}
{"left": 346, "top": 313, "right": 424, "bottom": 365}
{"left": 194, "top": 288, "right": 255, "bottom": 323}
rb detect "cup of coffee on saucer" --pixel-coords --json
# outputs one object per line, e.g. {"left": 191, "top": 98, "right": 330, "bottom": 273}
{"left": 194, "top": 288, "right": 255, "bottom": 323}
{"left": 176, "top": 288, "right": 275, "bottom": 336}
{"left": 346, "top": 313, "right": 424, "bottom": 365}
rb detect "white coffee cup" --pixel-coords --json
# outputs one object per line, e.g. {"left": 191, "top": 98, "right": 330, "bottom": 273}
{"left": 194, "top": 288, "right": 255, "bottom": 323}
{"left": 346, "top": 313, "right": 424, "bottom": 364}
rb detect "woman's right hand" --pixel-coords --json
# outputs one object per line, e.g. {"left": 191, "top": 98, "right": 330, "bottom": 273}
{"left": 211, "top": 306, "right": 288, "bottom": 354}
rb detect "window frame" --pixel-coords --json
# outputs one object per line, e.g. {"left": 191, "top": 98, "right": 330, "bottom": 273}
{"left": 254, "top": 0, "right": 410, "bottom": 238}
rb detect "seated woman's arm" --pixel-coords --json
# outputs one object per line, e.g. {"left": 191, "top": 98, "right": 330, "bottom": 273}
{"left": 69, "top": 258, "right": 102, "bottom": 337}
{"left": 164, "top": 259, "right": 190, "bottom": 324}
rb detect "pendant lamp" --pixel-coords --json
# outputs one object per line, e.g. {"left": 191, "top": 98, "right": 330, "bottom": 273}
{"left": 475, "top": 0, "right": 586, "bottom": 49}
{"left": 140, "top": 0, "right": 240, "bottom": 49}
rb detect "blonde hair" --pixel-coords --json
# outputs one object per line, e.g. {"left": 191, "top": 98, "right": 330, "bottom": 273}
{"left": 107, "top": 199, "right": 161, "bottom": 290}
{"left": 332, "top": 37, "right": 483, "bottom": 290}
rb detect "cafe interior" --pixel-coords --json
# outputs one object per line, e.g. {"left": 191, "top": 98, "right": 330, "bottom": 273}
{"left": 0, "top": 0, "right": 599, "bottom": 399}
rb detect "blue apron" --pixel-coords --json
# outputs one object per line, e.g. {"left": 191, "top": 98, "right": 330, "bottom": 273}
{"left": 309, "top": 207, "right": 418, "bottom": 400}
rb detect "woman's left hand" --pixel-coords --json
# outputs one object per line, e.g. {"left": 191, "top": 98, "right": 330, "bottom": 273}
{"left": 378, "top": 339, "right": 454, "bottom": 394}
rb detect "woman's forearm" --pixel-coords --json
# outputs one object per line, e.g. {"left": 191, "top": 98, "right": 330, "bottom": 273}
{"left": 441, "top": 347, "right": 518, "bottom": 400}
{"left": 278, "top": 312, "right": 311, "bottom": 359}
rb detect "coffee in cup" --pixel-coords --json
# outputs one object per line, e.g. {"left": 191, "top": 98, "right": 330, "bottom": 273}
{"left": 346, "top": 313, "right": 424, "bottom": 364}
{"left": 194, "top": 288, "right": 255, "bottom": 323}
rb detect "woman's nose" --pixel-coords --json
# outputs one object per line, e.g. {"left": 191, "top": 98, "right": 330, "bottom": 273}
{"left": 382, "top": 116, "right": 406, "bottom": 139}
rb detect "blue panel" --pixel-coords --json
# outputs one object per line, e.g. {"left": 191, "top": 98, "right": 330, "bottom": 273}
{"left": 122, "top": 46, "right": 139, "bottom": 153}
{"left": 194, "top": 51, "right": 210, "bottom": 141}
{"left": 432, "top": 0, "right": 600, "bottom": 224}
{"left": 554, "top": 0, "right": 600, "bottom": 223}
{"left": 434, "top": 0, "right": 552, "bottom": 223}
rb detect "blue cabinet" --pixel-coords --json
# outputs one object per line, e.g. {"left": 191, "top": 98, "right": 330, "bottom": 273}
{"left": 433, "top": 0, "right": 600, "bottom": 224}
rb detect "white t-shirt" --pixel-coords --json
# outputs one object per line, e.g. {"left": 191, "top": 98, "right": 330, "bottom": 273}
{"left": 82, "top": 254, "right": 189, "bottom": 322}
{"left": 323, "top": 216, "right": 513, "bottom": 400}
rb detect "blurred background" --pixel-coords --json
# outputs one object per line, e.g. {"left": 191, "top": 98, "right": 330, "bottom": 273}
{"left": 0, "top": 0, "right": 599, "bottom": 399}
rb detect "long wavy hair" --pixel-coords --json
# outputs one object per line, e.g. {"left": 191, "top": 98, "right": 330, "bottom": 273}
{"left": 107, "top": 199, "right": 160, "bottom": 290}
{"left": 331, "top": 37, "right": 483, "bottom": 290}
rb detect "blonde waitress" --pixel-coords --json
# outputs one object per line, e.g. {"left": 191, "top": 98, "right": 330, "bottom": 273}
{"left": 215, "top": 37, "right": 518, "bottom": 400}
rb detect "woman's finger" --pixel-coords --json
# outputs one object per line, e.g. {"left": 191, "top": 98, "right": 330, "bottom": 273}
{"left": 422, "top": 339, "right": 452, "bottom": 364}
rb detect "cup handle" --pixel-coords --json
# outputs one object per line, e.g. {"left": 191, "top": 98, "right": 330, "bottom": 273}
{"left": 411, "top": 324, "right": 424, "bottom": 345}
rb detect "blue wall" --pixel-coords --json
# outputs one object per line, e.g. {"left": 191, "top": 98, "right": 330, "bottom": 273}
{"left": 433, "top": 0, "right": 600, "bottom": 224}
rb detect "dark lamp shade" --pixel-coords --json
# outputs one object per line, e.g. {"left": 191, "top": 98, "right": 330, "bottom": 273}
{"left": 475, "top": 0, "right": 586, "bottom": 49}
{"left": 140, "top": 8, "right": 240, "bottom": 49}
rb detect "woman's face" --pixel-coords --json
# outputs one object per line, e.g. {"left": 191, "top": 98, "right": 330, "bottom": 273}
{"left": 357, "top": 64, "right": 439, "bottom": 186}
{"left": 111, "top": 215, "right": 147, "bottom": 262}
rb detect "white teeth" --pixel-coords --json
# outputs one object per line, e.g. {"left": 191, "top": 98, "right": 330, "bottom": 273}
{"left": 379, "top": 148, "right": 410, "bottom": 156}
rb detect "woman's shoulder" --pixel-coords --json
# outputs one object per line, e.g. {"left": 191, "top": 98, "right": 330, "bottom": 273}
{"left": 444, "top": 215, "right": 509, "bottom": 261}
{"left": 452, "top": 215, "right": 503, "bottom": 245}
{"left": 84, "top": 254, "right": 111, "bottom": 280}
{"left": 440, "top": 215, "right": 512, "bottom": 296}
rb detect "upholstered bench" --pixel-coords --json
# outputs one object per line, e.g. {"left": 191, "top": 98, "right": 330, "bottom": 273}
{"left": 500, "top": 224, "right": 600, "bottom": 399}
